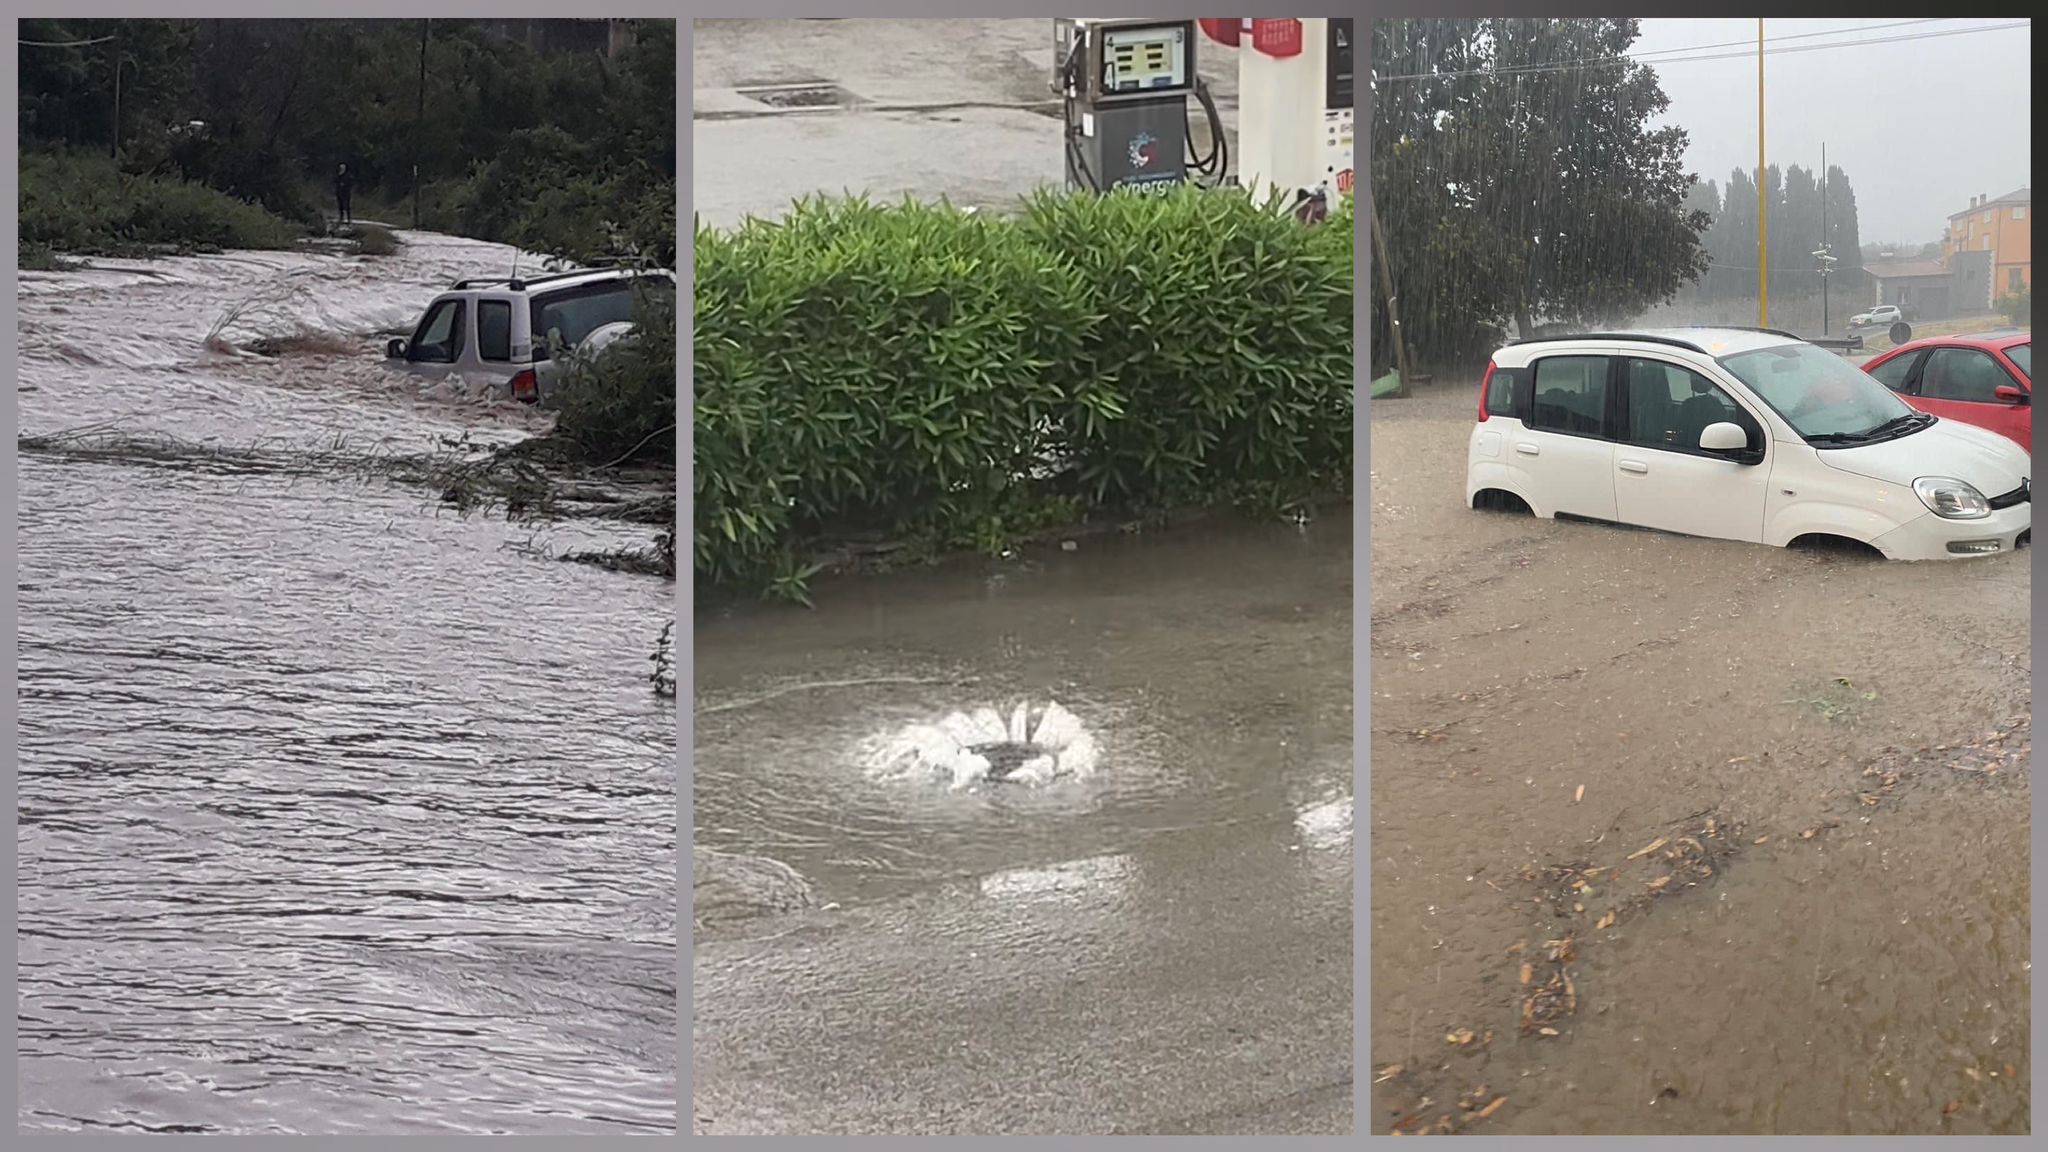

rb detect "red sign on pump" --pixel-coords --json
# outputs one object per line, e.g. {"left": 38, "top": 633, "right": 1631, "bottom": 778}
{"left": 1249, "top": 18, "right": 1303, "bottom": 58}
{"left": 1196, "top": 18, "right": 1240, "bottom": 47}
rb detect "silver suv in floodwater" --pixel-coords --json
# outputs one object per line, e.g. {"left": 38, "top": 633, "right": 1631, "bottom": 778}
{"left": 386, "top": 266, "right": 674, "bottom": 404}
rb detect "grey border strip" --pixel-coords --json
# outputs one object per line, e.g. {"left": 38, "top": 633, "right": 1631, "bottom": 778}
{"left": 5, "top": 11, "right": 21, "bottom": 1137}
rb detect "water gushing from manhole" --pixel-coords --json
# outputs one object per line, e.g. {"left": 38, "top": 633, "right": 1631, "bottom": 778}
{"left": 863, "top": 700, "right": 1098, "bottom": 790}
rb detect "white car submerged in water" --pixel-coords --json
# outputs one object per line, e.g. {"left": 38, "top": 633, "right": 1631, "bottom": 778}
{"left": 1467, "top": 327, "right": 2031, "bottom": 560}
{"left": 386, "top": 266, "right": 673, "bottom": 404}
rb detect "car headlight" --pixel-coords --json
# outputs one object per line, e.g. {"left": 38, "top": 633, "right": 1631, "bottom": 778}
{"left": 1913, "top": 476, "right": 1991, "bottom": 520}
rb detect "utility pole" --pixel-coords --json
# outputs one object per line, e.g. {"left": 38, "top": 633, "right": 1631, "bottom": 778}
{"left": 413, "top": 18, "right": 429, "bottom": 230}
{"left": 110, "top": 30, "right": 121, "bottom": 161}
{"left": 1818, "top": 141, "right": 1831, "bottom": 335}
{"left": 1756, "top": 18, "right": 1767, "bottom": 328}
{"left": 1370, "top": 197, "right": 1409, "bottom": 397}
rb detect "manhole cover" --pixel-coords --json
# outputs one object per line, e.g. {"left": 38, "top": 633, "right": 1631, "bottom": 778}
{"left": 738, "top": 83, "right": 854, "bottom": 109}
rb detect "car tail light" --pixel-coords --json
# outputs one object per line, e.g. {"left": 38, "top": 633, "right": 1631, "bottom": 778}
{"left": 510, "top": 369, "right": 538, "bottom": 404}
{"left": 1477, "top": 361, "right": 1497, "bottom": 422}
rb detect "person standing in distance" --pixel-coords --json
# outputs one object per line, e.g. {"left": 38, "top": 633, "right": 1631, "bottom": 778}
{"left": 334, "top": 163, "right": 355, "bottom": 227}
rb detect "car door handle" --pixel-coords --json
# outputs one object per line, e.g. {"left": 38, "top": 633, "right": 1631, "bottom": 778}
{"left": 1618, "top": 460, "right": 1649, "bottom": 474}
{"left": 1515, "top": 443, "right": 1540, "bottom": 456}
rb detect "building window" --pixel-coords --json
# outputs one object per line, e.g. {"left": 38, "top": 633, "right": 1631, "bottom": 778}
{"left": 2012, "top": 268, "right": 2025, "bottom": 291}
{"left": 2015, "top": 206, "right": 2028, "bottom": 221}
{"left": 1983, "top": 210, "right": 1993, "bottom": 223}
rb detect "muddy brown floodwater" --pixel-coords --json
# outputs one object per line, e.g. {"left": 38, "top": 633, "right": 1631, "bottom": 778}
{"left": 1369, "top": 386, "right": 2029, "bottom": 1136}
{"left": 692, "top": 518, "right": 1352, "bottom": 1135}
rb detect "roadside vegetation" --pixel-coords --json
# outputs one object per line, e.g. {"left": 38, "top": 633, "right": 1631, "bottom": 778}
{"left": 1995, "top": 285, "right": 2030, "bottom": 327}
{"left": 694, "top": 187, "right": 1353, "bottom": 605}
{"left": 19, "top": 18, "right": 674, "bottom": 265}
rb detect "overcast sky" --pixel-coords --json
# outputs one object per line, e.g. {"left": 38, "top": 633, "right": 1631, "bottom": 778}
{"left": 1630, "top": 18, "right": 2030, "bottom": 246}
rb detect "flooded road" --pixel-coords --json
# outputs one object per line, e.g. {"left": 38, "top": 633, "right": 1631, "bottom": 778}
{"left": 1368, "top": 387, "right": 2029, "bottom": 1136}
{"left": 692, "top": 519, "right": 1353, "bottom": 1134}
{"left": 16, "top": 235, "right": 675, "bottom": 1134}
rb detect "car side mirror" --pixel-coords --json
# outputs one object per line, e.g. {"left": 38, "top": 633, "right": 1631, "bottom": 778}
{"left": 1699, "top": 421, "right": 1749, "bottom": 453}
{"left": 386, "top": 338, "right": 407, "bottom": 359}
{"left": 1994, "top": 384, "right": 2028, "bottom": 406}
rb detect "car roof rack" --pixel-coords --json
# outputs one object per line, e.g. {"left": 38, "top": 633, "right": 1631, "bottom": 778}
{"left": 1508, "top": 332, "right": 1709, "bottom": 354}
{"left": 450, "top": 265, "right": 652, "bottom": 292}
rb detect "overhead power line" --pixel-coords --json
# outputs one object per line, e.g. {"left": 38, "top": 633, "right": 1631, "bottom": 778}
{"left": 1375, "top": 19, "right": 2029, "bottom": 83}
{"left": 19, "top": 35, "right": 119, "bottom": 47}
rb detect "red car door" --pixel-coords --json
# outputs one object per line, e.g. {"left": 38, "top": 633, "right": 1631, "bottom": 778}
{"left": 1913, "top": 345, "right": 2031, "bottom": 452}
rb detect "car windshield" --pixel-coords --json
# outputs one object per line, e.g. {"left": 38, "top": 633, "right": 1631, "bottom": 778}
{"left": 1718, "top": 341, "right": 1919, "bottom": 441}
{"left": 2007, "top": 343, "right": 2031, "bottom": 380}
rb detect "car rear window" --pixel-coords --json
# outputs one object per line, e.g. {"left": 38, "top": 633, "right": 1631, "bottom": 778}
{"left": 529, "top": 278, "right": 673, "bottom": 361}
{"left": 477, "top": 299, "right": 512, "bottom": 362}
{"left": 1485, "top": 365, "right": 1526, "bottom": 418}
{"left": 2007, "top": 343, "right": 2030, "bottom": 380}
{"left": 1530, "top": 356, "right": 1608, "bottom": 437}
{"left": 531, "top": 286, "right": 633, "bottom": 361}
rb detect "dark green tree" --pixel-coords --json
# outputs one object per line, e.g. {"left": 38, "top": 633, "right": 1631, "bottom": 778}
{"left": 1372, "top": 18, "right": 1711, "bottom": 363}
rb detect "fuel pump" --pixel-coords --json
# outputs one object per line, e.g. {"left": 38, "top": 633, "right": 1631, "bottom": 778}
{"left": 1220, "top": 18, "right": 1354, "bottom": 219}
{"left": 1053, "top": 18, "right": 1217, "bottom": 194}
{"left": 1196, "top": 17, "right": 1351, "bottom": 219}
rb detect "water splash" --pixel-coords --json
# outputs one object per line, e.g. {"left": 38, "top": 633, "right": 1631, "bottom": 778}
{"left": 863, "top": 700, "right": 1099, "bottom": 790}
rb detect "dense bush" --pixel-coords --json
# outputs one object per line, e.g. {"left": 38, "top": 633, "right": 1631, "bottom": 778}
{"left": 694, "top": 187, "right": 1355, "bottom": 601}
{"left": 1018, "top": 185, "right": 1353, "bottom": 511}
{"left": 1996, "top": 285, "right": 2030, "bottom": 326}
{"left": 551, "top": 281, "right": 677, "bottom": 467}
{"left": 19, "top": 151, "right": 305, "bottom": 260}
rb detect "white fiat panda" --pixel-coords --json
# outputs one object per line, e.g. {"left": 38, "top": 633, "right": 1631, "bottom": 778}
{"left": 1466, "top": 328, "right": 2031, "bottom": 559}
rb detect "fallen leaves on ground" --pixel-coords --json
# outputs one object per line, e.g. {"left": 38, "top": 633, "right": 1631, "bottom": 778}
{"left": 1627, "top": 836, "right": 1668, "bottom": 860}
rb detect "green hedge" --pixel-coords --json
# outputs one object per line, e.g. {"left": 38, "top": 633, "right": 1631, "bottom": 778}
{"left": 694, "top": 187, "right": 1354, "bottom": 601}
{"left": 1996, "top": 284, "right": 2030, "bottom": 326}
{"left": 19, "top": 150, "right": 306, "bottom": 260}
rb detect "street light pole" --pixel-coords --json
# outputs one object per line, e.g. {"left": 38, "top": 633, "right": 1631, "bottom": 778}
{"left": 1757, "top": 18, "right": 1767, "bottom": 328}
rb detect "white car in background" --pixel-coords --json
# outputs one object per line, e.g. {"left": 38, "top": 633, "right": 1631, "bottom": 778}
{"left": 1467, "top": 327, "right": 2030, "bottom": 560}
{"left": 1849, "top": 303, "right": 1904, "bottom": 328}
{"left": 386, "top": 266, "right": 673, "bottom": 403}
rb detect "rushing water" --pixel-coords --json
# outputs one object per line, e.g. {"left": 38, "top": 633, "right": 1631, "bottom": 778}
{"left": 15, "top": 233, "right": 676, "bottom": 1134}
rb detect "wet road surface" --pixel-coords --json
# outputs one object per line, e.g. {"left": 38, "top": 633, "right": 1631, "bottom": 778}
{"left": 16, "top": 236, "right": 675, "bottom": 1134}
{"left": 691, "top": 17, "right": 1240, "bottom": 229}
{"left": 692, "top": 519, "right": 1353, "bottom": 1134}
{"left": 1368, "top": 387, "right": 2029, "bottom": 1136}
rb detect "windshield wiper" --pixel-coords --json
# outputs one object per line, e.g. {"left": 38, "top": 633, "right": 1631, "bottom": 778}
{"left": 1807, "top": 412, "right": 1929, "bottom": 446}
{"left": 1865, "top": 412, "right": 1932, "bottom": 439}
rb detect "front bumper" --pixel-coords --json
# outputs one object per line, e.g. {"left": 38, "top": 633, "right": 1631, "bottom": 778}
{"left": 1869, "top": 502, "right": 2032, "bottom": 560}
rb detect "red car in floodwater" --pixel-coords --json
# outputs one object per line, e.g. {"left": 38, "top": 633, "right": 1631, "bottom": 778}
{"left": 1862, "top": 330, "right": 2033, "bottom": 452}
